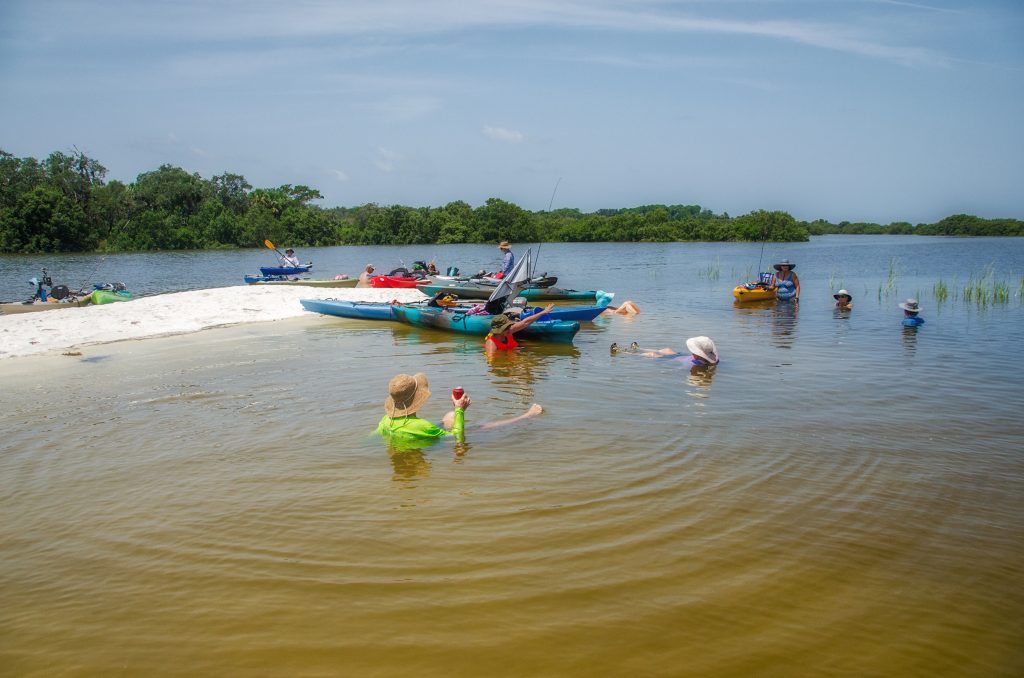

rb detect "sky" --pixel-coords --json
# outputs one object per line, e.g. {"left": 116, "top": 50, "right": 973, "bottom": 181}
{"left": 1, "top": 0, "right": 1022, "bottom": 224}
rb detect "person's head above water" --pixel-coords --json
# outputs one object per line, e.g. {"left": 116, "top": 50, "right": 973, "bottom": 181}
{"left": 899, "top": 298, "right": 921, "bottom": 315}
{"left": 834, "top": 289, "right": 853, "bottom": 303}
{"left": 685, "top": 336, "right": 719, "bottom": 365}
{"left": 384, "top": 373, "right": 432, "bottom": 417}
{"left": 490, "top": 314, "right": 514, "bottom": 335}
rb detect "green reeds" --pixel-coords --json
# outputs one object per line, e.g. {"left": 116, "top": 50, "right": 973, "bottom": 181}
{"left": 961, "top": 264, "right": 1014, "bottom": 307}
{"left": 828, "top": 270, "right": 843, "bottom": 292}
{"left": 933, "top": 279, "right": 949, "bottom": 303}
{"left": 699, "top": 257, "right": 721, "bottom": 281}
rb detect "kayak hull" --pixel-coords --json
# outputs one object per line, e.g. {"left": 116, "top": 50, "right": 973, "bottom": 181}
{"left": 300, "top": 299, "right": 395, "bottom": 320}
{"left": 0, "top": 297, "right": 93, "bottom": 314}
{"left": 245, "top": 275, "right": 358, "bottom": 287}
{"left": 91, "top": 290, "right": 133, "bottom": 305}
{"left": 260, "top": 265, "right": 312, "bottom": 276}
{"left": 733, "top": 284, "right": 778, "bottom": 302}
{"left": 392, "top": 305, "right": 580, "bottom": 341}
{"left": 370, "top": 275, "right": 428, "bottom": 289}
{"left": 419, "top": 283, "right": 599, "bottom": 301}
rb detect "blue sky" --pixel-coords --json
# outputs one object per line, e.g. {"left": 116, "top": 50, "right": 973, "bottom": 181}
{"left": 1, "top": 0, "right": 1022, "bottom": 223}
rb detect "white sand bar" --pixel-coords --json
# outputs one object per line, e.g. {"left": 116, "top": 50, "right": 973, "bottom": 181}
{"left": 0, "top": 286, "right": 426, "bottom": 359}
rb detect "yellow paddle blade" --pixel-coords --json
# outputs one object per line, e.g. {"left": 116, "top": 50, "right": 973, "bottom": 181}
{"left": 264, "top": 239, "right": 276, "bottom": 250}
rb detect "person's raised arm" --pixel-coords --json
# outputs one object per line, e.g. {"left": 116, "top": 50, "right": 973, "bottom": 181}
{"left": 510, "top": 303, "right": 555, "bottom": 333}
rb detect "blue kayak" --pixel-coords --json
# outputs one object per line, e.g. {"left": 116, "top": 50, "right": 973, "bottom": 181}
{"left": 260, "top": 264, "right": 312, "bottom": 276}
{"left": 392, "top": 305, "right": 580, "bottom": 341}
{"left": 300, "top": 299, "right": 394, "bottom": 320}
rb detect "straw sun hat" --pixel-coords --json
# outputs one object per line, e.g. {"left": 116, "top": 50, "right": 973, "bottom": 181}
{"left": 499, "top": 241, "right": 511, "bottom": 249}
{"left": 384, "top": 373, "right": 432, "bottom": 417}
{"left": 899, "top": 298, "right": 922, "bottom": 313}
{"left": 773, "top": 259, "right": 795, "bottom": 271}
{"left": 685, "top": 336, "right": 719, "bottom": 364}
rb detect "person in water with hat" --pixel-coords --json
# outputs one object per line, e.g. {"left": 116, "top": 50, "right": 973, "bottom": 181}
{"left": 499, "top": 241, "right": 515, "bottom": 278}
{"left": 773, "top": 259, "right": 800, "bottom": 302}
{"left": 375, "top": 373, "right": 542, "bottom": 446}
{"left": 833, "top": 289, "right": 853, "bottom": 309}
{"left": 899, "top": 298, "right": 925, "bottom": 326}
{"left": 485, "top": 304, "right": 556, "bottom": 354}
{"left": 611, "top": 336, "right": 720, "bottom": 368}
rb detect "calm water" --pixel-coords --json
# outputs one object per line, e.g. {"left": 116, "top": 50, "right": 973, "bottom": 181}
{"left": 2, "top": 237, "right": 1023, "bottom": 677}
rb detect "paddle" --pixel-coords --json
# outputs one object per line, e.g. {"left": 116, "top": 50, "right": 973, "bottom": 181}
{"left": 264, "top": 239, "right": 285, "bottom": 258}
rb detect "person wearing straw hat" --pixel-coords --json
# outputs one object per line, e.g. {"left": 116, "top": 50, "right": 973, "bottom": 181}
{"left": 773, "top": 259, "right": 800, "bottom": 302}
{"left": 485, "top": 304, "right": 555, "bottom": 354}
{"left": 280, "top": 248, "right": 301, "bottom": 267}
{"left": 499, "top": 241, "right": 515, "bottom": 279}
{"left": 376, "top": 373, "right": 543, "bottom": 446}
{"left": 899, "top": 298, "right": 925, "bottom": 327}
{"left": 833, "top": 289, "right": 853, "bottom": 309}
{"left": 611, "top": 336, "right": 720, "bottom": 368}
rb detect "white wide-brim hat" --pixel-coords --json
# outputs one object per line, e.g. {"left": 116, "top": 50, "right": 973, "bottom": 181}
{"left": 685, "top": 336, "right": 719, "bottom": 364}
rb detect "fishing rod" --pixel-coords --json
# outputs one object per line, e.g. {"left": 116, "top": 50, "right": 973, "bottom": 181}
{"left": 533, "top": 177, "right": 561, "bottom": 277}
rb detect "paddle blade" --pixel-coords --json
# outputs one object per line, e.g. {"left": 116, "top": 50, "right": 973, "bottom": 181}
{"left": 264, "top": 239, "right": 276, "bottom": 250}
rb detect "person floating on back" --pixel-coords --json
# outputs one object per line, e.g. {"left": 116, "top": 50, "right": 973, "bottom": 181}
{"left": 611, "top": 336, "right": 720, "bottom": 368}
{"left": 900, "top": 298, "right": 924, "bottom": 327}
{"left": 833, "top": 289, "right": 853, "bottom": 309}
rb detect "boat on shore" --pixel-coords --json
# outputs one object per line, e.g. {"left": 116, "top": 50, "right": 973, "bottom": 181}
{"left": 392, "top": 305, "right": 580, "bottom": 341}
{"left": 418, "top": 281, "right": 598, "bottom": 301}
{"left": 244, "top": 275, "right": 358, "bottom": 287}
{"left": 300, "top": 299, "right": 395, "bottom": 320}
{"left": 1, "top": 296, "right": 93, "bottom": 314}
{"left": 301, "top": 296, "right": 611, "bottom": 324}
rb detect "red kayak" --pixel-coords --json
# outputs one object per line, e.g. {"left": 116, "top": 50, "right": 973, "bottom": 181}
{"left": 370, "top": 275, "right": 429, "bottom": 289}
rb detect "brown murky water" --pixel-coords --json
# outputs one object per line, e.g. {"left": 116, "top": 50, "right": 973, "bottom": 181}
{"left": 2, "top": 238, "right": 1023, "bottom": 676}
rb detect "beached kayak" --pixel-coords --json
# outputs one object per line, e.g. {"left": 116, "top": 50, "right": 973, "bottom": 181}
{"left": 0, "top": 297, "right": 93, "bottom": 314}
{"left": 245, "top": 275, "right": 358, "bottom": 287}
{"left": 371, "top": 275, "right": 428, "bottom": 289}
{"left": 418, "top": 282, "right": 599, "bottom": 301}
{"left": 392, "top": 305, "right": 580, "bottom": 341}
{"left": 260, "top": 264, "right": 313, "bottom": 276}
{"left": 733, "top": 283, "right": 778, "bottom": 302}
{"left": 91, "top": 289, "right": 133, "bottom": 305}
{"left": 299, "top": 299, "right": 395, "bottom": 320}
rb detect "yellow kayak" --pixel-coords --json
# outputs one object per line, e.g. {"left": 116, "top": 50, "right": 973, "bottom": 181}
{"left": 733, "top": 283, "right": 777, "bottom": 302}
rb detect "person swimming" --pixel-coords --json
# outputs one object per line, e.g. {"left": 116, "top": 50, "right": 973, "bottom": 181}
{"left": 611, "top": 336, "right": 719, "bottom": 367}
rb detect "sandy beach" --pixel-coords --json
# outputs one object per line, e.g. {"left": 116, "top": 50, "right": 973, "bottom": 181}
{"left": 0, "top": 286, "right": 425, "bottom": 359}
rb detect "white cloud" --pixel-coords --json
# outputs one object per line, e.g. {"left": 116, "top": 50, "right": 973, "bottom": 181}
{"left": 332, "top": 169, "right": 350, "bottom": 182}
{"left": 373, "top": 147, "right": 400, "bottom": 172}
{"left": 190, "top": 146, "right": 211, "bottom": 158}
{"left": 483, "top": 125, "right": 526, "bottom": 143}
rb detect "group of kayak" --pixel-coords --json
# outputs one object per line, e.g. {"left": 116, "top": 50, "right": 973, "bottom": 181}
{"left": 0, "top": 269, "right": 133, "bottom": 315}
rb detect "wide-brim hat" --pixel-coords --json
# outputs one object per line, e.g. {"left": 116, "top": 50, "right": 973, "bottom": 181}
{"left": 490, "top": 314, "right": 513, "bottom": 333}
{"left": 384, "top": 372, "right": 432, "bottom": 417}
{"left": 833, "top": 289, "right": 853, "bottom": 301}
{"left": 499, "top": 241, "right": 511, "bottom": 249}
{"left": 899, "top": 298, "right": 922, "bottom": 313}
{"left": 773, "top": 259, "right": 795, "bottom": 271}
{"left": 685, "top": 336, "right": 719, "bottom": 364}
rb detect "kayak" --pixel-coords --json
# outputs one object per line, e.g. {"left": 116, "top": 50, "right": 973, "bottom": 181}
{"left": 301, "top": 298, "right": 610, "bottom": 323}
{"left": 392, "top": 305, "right": 580, "bottom": 341}
{"left": 91, "top": 289, "right": 133, "bottom": 304}
{"left": 418, "top": 282, "right": 599, "bottom": 301}
{"left": 371, "top": 275, "right": 428, "bottom": 289}
{"left": 733, "top": 283, "right": 778, "bottom": 302}
{"left": 245, "top": 275, "right": 358, "bottom": 287}
{"left": 0, "top": 297, "right": 93, "bottom": 314}
{"left": 260, "top": 264, "right": 312, "bottom": 276}
{"left": 300, "top": 299, "right": 395, "bottom": 320}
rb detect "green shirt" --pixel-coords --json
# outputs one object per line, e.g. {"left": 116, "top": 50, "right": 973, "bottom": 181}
{"left": 376, "top": 409, "right": 465, "bottom": 448}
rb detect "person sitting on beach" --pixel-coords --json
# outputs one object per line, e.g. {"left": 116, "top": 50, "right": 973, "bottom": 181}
{"left": 833, "top": 290, "right": 853, "bottom": 309}
{"left": 357, "top": 264, "right": 375, "bottom": 287}
{"left": 601, "top": 300, "right": 641, "bottom": 317}
{"left": 375, "top": 373, "right": 543, "bottom": 446}
{"left": 485, "top": 304, "right": 555, "bottom": 354}
{"left": 900, "top": 299, "right": 925, "bottom": 327}
{"left": 611, "top": 336, "right": 720, "bottom": 368}
{"left": 280, "top": 248, "right": 301, "bottom": 267}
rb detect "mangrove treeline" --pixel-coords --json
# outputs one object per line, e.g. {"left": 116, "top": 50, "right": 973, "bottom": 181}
{"left": 1, "top": 148, "right": 1020, "bottom": 254}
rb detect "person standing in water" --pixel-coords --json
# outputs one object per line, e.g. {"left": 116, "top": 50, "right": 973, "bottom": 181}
{"left": 774, "top": 259, "right": 800, "bottom": 302}
{"left": 485, "top": 305, "right": 555, "bottom": 354}
{"left": 357, "top": 264, "right": 375, "bottom": 287}
{"left": 833, "top": 290, "right": 853, "bottom": 309}
{"left": 900, "top": 299, "right": 925, "bottom": 326}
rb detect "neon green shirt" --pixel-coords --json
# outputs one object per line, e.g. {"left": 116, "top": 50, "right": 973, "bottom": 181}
{"left": 376, "top": 409, "right": 465, "bottom": 447}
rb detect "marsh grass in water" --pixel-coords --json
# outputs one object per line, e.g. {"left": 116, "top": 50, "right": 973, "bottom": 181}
{"left": 828, "top": 270, "right": 843, "bottom": 292}
{"left": 933, "top": 279, "right": 949, "bottom": 303}
{"left": 961, "top": 265, "right": 1016, "bottom": 307}
{"left": 699, "top": 257, "right": 722, "bottom": 281}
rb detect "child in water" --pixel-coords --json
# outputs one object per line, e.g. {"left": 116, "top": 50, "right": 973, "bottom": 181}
{"left": 900, "top": 299, "right": 925, "bottom": 326}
